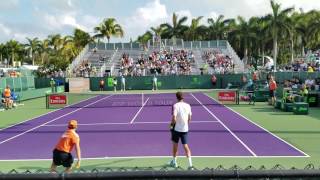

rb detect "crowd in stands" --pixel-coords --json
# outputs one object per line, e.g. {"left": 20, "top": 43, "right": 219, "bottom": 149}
{"left": 72, "top": 60, "right": 97, "bottom": 77}
{"left": 279, "top": 60, "right": 320, "bottom": 72}
{"left": 119, "top": 49, "right": 194, "bottom": 76}
{"left": 202, "top": 49, "right": 234, "bottom": 74}
{"left": 282, "top": 75, "right": 320, "bottom": 91}
{"left": 36, "top": 67, "right": 67, "bottom": 78}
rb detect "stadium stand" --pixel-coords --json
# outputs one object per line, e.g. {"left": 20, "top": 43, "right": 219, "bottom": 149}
{"left": 70, "top": 40, "right": 244, "bottom": 77}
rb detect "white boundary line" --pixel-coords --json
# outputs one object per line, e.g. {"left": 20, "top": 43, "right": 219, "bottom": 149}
{"left": 42, "top": 120, "right": 220, "bottom": 127}
{"left": 43, "top": 122, "right": 131, "bottom": 126}
{"left": 130, "top": 97, "right": 150, "bottom": 124}
{"left": 202, "top": 93, "right": 310, "bottom": 157}
{"left": 135, "top": 121, "right": 219, "bottom": 124}
{"left": 0, "top": 155, "right": 308, "bottom": 162}
{"left": 190, "top": 93, "right": 257, "bottom": 157}
{"left": 0, "top": 94, "right": 101, "bottom": 132}
{"left": 0, "top": 95, "right": 114, "bottom": 145}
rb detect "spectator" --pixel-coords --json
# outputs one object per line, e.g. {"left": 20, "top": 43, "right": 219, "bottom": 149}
{"left": 152, "top": 75, "right": 158, "bottom": 91}
{"left": 121, "top": 75, "right": 126, "bottom": 91}
{"left": 300, "top": 84, "right": 309, "bottom": 102}
{"left": 50, "top": 78, "right": 56, "bottom": 93}
{"left": 305, "top": 76, "right": 315, "bottom": 90}
{"left": 269, "top": 76, "right": 277, "bottom": 106}
{"left": 3, "top": 85, "right": 12, "bottom": 110}
{"left": 113, "top": 77, "right": 117, "bottom": 92}
{"left": 99, "top": 79, "right": 105, "bottom": 91}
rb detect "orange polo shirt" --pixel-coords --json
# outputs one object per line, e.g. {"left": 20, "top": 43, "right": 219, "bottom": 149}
{"left": 3, "top": 88, "right": 11, "bottom": 98}
{"left": 55, "top": 129, "right": 80, "bottom": 153}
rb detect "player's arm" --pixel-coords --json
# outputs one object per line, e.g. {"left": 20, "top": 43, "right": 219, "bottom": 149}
{"left": 171, "top": 113, "right": 176, "bottom": 125}
{"left": 171, "top": 105, "right": 177, "bottom": 125}
{"left": 188, "top": 106, "right": 192, "bottom": 124}
{"left": 75, "top": 139, "right": 81, "bottom": 168}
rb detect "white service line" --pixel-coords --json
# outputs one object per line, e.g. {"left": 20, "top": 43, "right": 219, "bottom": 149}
{"left": 203, "top": 93, "right": 310, "bottom": 157}
{"left": 190, "top": 93, "right": 257, "bottom": 157}
{"left": 43, "top": 122, "right": 131, "bottom": 126}
{"left": 0, "top": 95, "right": 114, "bottom": 145}
{"left": 43, "top": 120, "right": 220, "bottom": 127}
{"left": 135, "top": 121, "right": 219, "bottom": 124}
{"left": 130, "top": 97, "right": 150, "bottom": 124}
{"left": 0, "top": 94, "right": 101, "bottom": 132}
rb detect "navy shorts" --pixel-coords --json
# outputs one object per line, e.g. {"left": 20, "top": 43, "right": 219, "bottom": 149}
{"left": 53, "top": 149, "right": 74, "bottom": 168}
{"left": 269, "top": 90, "right": 275, "bottom": 97}
{"left": 171, "top": 130, "right": 188, "bottom": 144}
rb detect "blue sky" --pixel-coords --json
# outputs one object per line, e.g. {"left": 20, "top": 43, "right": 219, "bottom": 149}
{"left": 0, "top": 0, "right": 319, "bottom": 43}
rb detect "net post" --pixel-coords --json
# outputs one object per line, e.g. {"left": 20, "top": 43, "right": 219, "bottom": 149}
{"left": 236, "top": 89, "right": 240, "bottom": 105}
{"left": 46, "top": 93, "right": 48, "bottom": 109}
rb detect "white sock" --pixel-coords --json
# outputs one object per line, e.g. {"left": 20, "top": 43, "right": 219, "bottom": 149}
{"left": 173, "top": 157, "right": 177, "bottom": 163}
{"left": 188, "top": 157, "right": 192, "bottom": 167}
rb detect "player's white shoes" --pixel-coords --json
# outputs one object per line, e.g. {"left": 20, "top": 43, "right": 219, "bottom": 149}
{"left": 168, "top": 160, "right": 178, "bottom": 168}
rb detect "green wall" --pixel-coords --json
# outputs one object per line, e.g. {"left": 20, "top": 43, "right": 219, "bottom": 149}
{"left": 90, "top": 75, "right": 226, "bottom": 91}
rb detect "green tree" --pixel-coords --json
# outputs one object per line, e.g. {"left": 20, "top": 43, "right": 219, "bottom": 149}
{"left": 150, "top": 26, "right": 165, "bottom": 38}
{"left": 73, "top": 28, "right": 92, "bottom": 49}
{"left": 25, "top": 37, "right": 41, "bottom": 65}
{"left": 6, "top": 40, "right": 23, "bottom": 66}
{"left": 160, "top": 13, "right": 188, "bottom": 39}
{"left": 184, "top": 16, "right": 206, "bottom": 41}
{"left": 306, "top": 10, "right": 320, "bottom": 51}
{"left": 94, "top": 18, "right": 124, "bottom": 43}
{"left": 136, "top": 31, "right": 153, "bottom": 50}
{"left": 266, "top": 0, "right": 294, "bottom": 70}
{"left": 0, "top": 43, "right": 6, "bottom": 64}
{"left": 232, "top": 16, "right": 257, "bottom": 61}
{"left": 207, "top": 15, "right": 233, "bottom": 40}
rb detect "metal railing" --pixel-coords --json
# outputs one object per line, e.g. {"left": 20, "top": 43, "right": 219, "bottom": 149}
{"left": 1, "top": 164, "right": 320, "bottom": 180}
{"left": 69, "top": 44, "right": 90, "bottom": 75}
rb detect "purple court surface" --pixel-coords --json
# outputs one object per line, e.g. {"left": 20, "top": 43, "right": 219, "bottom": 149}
{"left": 0, "top": 92, "right": 308, "bottom": 160}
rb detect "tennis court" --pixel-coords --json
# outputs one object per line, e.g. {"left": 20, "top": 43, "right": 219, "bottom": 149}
{"left": 0, "top": 92, "right": 308, "bottom": 161}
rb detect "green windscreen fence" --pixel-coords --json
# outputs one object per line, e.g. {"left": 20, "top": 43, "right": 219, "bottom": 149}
{"left": 34, "top": 77, "right": 65, "bottom": 89}
{"left": 89, "top": 72, "right": 319, "bottom": 91}
{"left": 91, "top": 75, "right": 225, "bottom": 91}
{"left": 0, "top": 77, "right": 35, "bottom": 93}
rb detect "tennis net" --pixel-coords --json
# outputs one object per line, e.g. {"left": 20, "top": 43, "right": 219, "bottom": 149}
{"left": 45, "top": 90, "right": 240, "bottom": 109}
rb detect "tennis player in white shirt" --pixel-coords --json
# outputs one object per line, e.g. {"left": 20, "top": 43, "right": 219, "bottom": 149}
{"left": 169, "top": 91, "right": 193, "bottom": 169}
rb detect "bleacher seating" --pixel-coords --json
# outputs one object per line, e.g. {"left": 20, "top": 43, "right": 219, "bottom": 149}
{"left": 70, "top": 40, "right": 244, "bottom": 77}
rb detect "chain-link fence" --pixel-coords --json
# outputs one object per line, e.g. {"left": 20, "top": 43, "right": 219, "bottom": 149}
{"left": 1, "top": 164, "right": 320, "bottom": 180}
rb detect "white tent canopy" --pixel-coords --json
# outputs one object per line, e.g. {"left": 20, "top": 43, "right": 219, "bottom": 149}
{"left": 21, "top": 65, "right": 39, "bottom": 70}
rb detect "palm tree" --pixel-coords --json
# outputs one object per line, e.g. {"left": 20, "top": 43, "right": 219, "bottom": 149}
{"left": 0, "top": 43, "right": 5, "bottom": 64}
{"left": 48, "top": 34, "right": 63, "bottom": 51}
{"left": 136, "top": 31, "right": 153, "bottom": 50}
{"left": 25, "top": 37, "right": 41, "bottom": 65}
{"left": 150, "top": 26, "right": 165, "bottom": 38}
{"left": 232, "top": 16, "right": 257, "bottom": 62}
{"left": 93, "top": 18, "right": 124, "bottom": 43}
{"left": 306, "top": 10, "right": 320, "bottom": 51}
{"left": 73, "top": 28, "right": 92, "bottom": 50}
{"left": 6, "top": 40, "right": 23, "bottom": 66}
{"left": 255, "top": 17, "right": 271, "bottom": 65}
{"left": 184, "top": 16, "right": 206, "bottom": 41}
{"left": 207, "top": 15, "right": 233, "bottom": 40}
{"left": 61, "top": 36, "right": 78, "bottom": 62}
{"left": 39, "top": 39, "right": 50, "bottom": 64}
{"left": 266, "top": 0, "right": 294, "bottom": 70}
{"left": 160, "top": 13, "right": 188, "bottom": 39}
